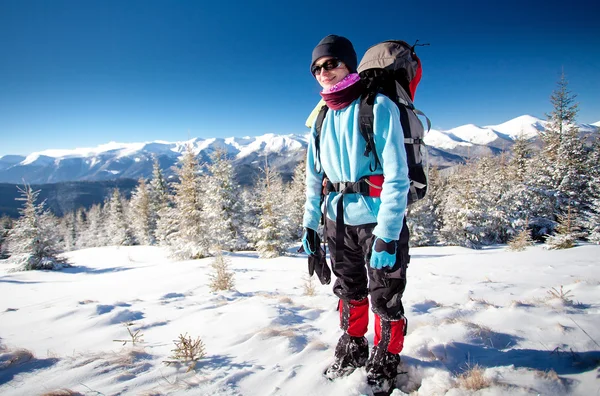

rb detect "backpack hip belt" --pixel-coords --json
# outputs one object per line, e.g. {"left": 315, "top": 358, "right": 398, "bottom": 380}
{"left": 323, "top": 175, "right": 384, "bottom": 198}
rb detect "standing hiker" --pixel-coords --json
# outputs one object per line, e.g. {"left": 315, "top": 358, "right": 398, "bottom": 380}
{"left": 302, "top": 34, "right": 412, "bottom": 393}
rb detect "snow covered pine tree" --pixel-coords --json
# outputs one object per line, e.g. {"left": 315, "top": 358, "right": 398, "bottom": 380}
{"left": 5, "top": 184, "right": 69, "bottom": 270}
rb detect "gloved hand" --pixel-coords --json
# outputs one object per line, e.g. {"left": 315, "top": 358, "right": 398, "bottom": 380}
{"left": 370, "top": 236, "right": 397, "bottom": 269}
{"left": 301, "top": 228, "right": 331, "bottom": 285}
{"left": 302, "top": 228, "right": 320, "bottom": 255}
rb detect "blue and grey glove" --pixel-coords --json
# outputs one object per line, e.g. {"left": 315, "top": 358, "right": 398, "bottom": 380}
{"left": 301, "top": 228, "right": 331, "bottom": 285}
{"left": 370, "top": 236, "right": 397, "bottom": 269}
{"left": 302, "top": 228, "right": 320, "bottom": 256}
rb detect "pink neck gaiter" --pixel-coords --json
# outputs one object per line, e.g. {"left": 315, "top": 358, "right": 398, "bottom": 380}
{"left": 320, "top": 73, "right": 363, "bottom": 111}
{"left": 322, "top": 73, "right": 361, "bottom": 94}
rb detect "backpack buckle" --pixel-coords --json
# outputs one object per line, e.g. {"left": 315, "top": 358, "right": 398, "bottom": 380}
{"left": 338, "top": 182, "right": 350, "bottom": 191}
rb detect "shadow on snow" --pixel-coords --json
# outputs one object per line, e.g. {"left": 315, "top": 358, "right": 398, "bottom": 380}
{"left": 428, "top": 342, "right": 600, "bottom": 375}
{"left": 61, "top": 266, "right": 134, "bottom": 275}
{"left": 0, "top": 278, "right": 45, "bottom": 284}
{"left": 0, "top": 356, "right": 60, "bottom": 386}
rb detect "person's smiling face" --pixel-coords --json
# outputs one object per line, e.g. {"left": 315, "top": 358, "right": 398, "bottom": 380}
{"left": 312, "top": 56, "right": 350, "bottom": 91}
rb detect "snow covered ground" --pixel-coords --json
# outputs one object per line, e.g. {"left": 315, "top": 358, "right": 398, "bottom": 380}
{"left": 1, "top": 244, "right": 599, "bottom": 395}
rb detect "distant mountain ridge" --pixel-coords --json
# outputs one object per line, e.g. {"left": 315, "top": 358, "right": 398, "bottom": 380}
{"left": 1, "top": 115, "right": 598, "bottom": 185}
{"left": 0, "top": 134, "right": 306, "bottom": 186}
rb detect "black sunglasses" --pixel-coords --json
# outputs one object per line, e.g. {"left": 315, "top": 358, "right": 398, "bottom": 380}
{"left": 311, "top": 58, "right": 342, "bottom": 76}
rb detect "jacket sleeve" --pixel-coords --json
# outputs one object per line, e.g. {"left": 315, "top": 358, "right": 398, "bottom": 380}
{"left": 302, "top": 125, "right": 324, "bottom": 231}
{"left": 371, "top": 97, "right": 410, "bottom": 240}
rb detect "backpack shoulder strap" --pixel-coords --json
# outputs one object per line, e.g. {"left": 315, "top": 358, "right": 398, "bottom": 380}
{"left": 358, "top": 94, "right": 381, "bottom": 172}
{"left": 314, "top": 105, "right": 328, "bottom": 172}
{"left": 315, "top": 105, "right": 328, "bottom": 139}
{"left": 306, "top": 99, "right": 327, "bottom": 129}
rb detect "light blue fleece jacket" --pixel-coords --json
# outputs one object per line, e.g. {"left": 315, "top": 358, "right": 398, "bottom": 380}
{"left": 303, "top": 94, "right": 410, "bottom": 241}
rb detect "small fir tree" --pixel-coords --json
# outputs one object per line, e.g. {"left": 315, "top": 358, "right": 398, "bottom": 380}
{"left": 507, "top": 217, "right": 534, "bottom": 252}
{"left": 151, "top": 157, "right": 178, "bottom": 247}
{"left": 302, "top": 274, "right": 316, "bottom": 296}
{"left": 475, "top": 155, "right": 511, "bottom": 243}
{"left": 58, "top": 210, "right": 79, "bottom": 252}
{"left": 208, "top": 251, "right": 235, "bottom": 292}
{"left": 0, "top": 216, "right": 13, "bottom": 259}
{"left": 508, "top": 131, "right": 533, "bottom": 184}
{"left": 168, "top": 143, "right": 208, "bottom": 259}
{"left": 239, "top": 187, "right": 261, "bottom": 250}
{"left": 5, "top": 185, "right": 69, "bottom": 270}
{"left": 149, "top": 156, "right": 170, "bottom": 207}
{"left": 507, "top": 228, "right": 534, "bottom": 251}
{"left": 149, "top": 156, "right": 170, "bottom": 242}
{"left": 440, "top": 163, "right": 487, "bottom": 249}
{"left": 77, "top": 203, "right": 106, "bottom": 248}
{"left": 105, "top": 189, "right": 134, "bottom": 246}
{"left": 545, "top": 205, "right": 580, "bottom": 250}
{"left": 520, "top": 152, "right": 557, "bottom": 238}
{"left": 502, "top": 134, "right": 540, "bottom": 238}
{"left": 154, "top": 196, "right": 178, "bottom": 247}
{"left": 539, "top": 70, "right": 579, "bottom": 163}
{"left": 555, "top": 125, "right": 587, "bottom": 225}
{"left": 72, "top": 208, "right": 86, "bottom": 250}
{"left": 253, "top": 157, "right": 288, "bottom": 258}
{"left": 201, "top": 150, "right": 246, "bottom": 252}
{"left": 129, "top": 178, "right": 154, "bottom": 245}
{"left": 533, "top": 71, "right": 587, "bottom": 230}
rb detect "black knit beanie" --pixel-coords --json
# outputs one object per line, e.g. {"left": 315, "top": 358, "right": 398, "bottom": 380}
{"left": 310, "top": 35, "right": 357, "bottom": 74}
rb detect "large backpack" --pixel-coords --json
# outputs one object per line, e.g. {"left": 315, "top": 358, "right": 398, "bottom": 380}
{"left": 313, "top": 40, "right": 431, "bottom": 204}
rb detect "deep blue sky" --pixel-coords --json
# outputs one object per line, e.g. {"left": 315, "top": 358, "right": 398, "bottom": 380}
{"left": 1, "top": 0, "right": 598, "bottom": 156}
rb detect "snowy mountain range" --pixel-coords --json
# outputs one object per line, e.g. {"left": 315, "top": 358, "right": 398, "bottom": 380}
{"left": 1, "top": 115, "right": 598, "bottom": 185}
